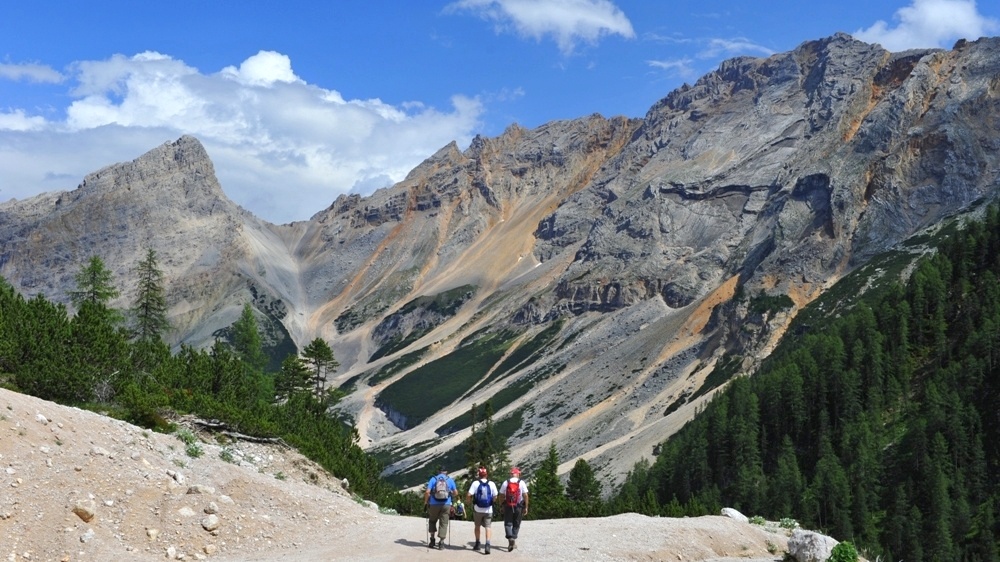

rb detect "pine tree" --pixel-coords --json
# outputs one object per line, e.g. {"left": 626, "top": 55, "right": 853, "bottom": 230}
{"left": 530, "top": 441, "right": 566, "bottom": 518}
{"left": 69, "top": 300, "right": 129, "bottom": 403}
{"left": 566, "top": 458, "right": 602, "bottom": 516}
{"left": 302, "top": 337, "right": 338, "bottom": 405}
{"left": 131, "top": 248, "right": 170, "bottom": 342}
{"left": 275, "top": 354, "right": 311, "bottom": 401}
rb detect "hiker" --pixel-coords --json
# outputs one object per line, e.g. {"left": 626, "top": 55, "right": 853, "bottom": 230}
{"left": 498, "top": 466, "right": 529, "bottom": 552}
{"left": 424, "top": 465, "right": 459, "bottom": 550}
{"left": 466, "top": 466, "right": 499, "bottom": 554}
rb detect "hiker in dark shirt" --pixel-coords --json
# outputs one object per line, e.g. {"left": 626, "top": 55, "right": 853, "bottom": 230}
{"left": 498, "top": 467, "right": 530, "bottom": 552}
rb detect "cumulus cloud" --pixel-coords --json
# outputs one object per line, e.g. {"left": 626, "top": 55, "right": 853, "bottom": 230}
{"left": 0, "top": 51, "right": 483, "bottom": 223}
{"left": 0, "top": 62, "right": 65, "bottom": 83}
{"left": 854, "top": 0, "right": 999, "bottom": 51}
{"left": 0, "top": 109, "right": 48, "bottom": 131}
{"left": 447, "top": 0, "right": 635, "bottom": 54}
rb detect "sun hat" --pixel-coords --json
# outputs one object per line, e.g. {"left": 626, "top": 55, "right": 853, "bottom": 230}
{"left": 510, "top": 467, "right": 521, "bottom": 475}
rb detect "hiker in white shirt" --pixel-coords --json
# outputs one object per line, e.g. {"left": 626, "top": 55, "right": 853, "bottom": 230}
{"left": 466, "top": 466, "right": 499, "bottom": 554}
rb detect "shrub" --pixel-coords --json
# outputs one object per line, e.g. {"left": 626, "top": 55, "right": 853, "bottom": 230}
{"left": 175, "top": 428, "right": 203, "bottom": 458}
{"left": 827, "top": 541, "right": 858, "bottom": 562}
{"left": 779, "top": 517, "right": 799, "bottom": 529}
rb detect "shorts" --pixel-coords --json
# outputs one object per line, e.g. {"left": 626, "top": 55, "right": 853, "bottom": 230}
{"left": 473, "top": 510, "right": 492, "bottom": 528}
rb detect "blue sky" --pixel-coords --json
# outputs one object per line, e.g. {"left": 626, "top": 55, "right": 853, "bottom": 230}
{"left": 1, "top": 0, "right": 997, "bottom": 224}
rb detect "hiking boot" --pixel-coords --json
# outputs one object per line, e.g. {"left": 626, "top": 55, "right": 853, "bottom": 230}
{"left": 484, "top": 542, "right": 491, "bottom": 554}
{"left": 474, "top": 541, "right": 482, "bottom": 551}
{"left": 509, "top": 539, "right": 516, "bottom": 551}
{"left": 437, "top": 540, "right": 444, "bottom": 550}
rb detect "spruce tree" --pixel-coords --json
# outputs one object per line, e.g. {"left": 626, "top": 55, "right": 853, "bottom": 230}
{"left": 566, "top": 458, "right": 602, "bottom": 516}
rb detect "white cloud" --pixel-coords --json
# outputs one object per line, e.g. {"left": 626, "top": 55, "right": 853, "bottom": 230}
{"left": 447, "top": 0, "right": 635, "bottom": 54}
{"left": 854, "top": 0, "right": 999, "bottom": 51}
{"left": 647, "top": 58, "right": 698, "bottom": 80}
{"left": 0, "top": 62, "right": 65, "bottom": 83}
{"left": 0, "top": 109, "right": 48, "bottom": 131}
{"left": 220, "top": 51, "right": 301, "bottom": 87}
{"left": 701, "top": 38, "right": 775, "bottom": 59}
{"left": 0, "top": 51, "right": 483, "bottom": 223}
{"left": 647, "top": 37, "right": 773, "bottom": 82}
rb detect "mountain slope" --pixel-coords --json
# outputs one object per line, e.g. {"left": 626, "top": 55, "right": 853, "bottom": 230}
{"left": 2, "top": 33, "right": 999, "bottom": 489}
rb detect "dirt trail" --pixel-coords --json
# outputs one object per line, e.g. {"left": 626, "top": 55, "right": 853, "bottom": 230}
{"left": 0, "top": 387, "right": 790, "bottom": 562}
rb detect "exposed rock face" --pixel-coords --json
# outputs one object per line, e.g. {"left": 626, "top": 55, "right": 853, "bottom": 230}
{"left": 2, "top": 34, "right": 1000, "bottom": 488}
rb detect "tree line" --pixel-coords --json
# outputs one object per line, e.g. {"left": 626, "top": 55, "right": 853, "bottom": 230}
{"left": 0, "top": 250, "right": 403, "bottom": 507}
{"left": 606, "top": 206, "right": 1000, "bottom": 561}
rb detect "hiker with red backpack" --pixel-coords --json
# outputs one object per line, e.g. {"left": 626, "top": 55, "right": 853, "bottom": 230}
{"left": 466, "top": 466, "right": 499, "bottom": 554}
{"left": 498, "top": 467, "right": 529, "bottom": 552}
{"left": 424, "top": 465, "right": 459, "bottom": 550}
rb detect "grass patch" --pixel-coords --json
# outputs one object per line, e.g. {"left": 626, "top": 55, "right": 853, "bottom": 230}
{"left": 688, "top": 354, "right": 742, "bottom": 402}
{"left": 747, "top": 291, "right": 794, "bottom": 316}
{"left": 375, "top": 330, "right": 518, "bottom": 429}
{"left": 384, "top": 408, "right": 526, "bottom": 489}
{"left": 371, "top": 438, "right": 439, "bottom": 467}
{"left": 437, "top": 362, "right": 564, "bottom": 436}
{"left": 368, "top": 348, "right": 429, "bottom": 386}
{"left": 470, "top": 320, "right": 564, "bottom": 392}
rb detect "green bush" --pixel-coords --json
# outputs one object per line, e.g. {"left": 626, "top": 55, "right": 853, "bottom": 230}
{"left": 827, "top": 541, "right": 858, "bottom": 562}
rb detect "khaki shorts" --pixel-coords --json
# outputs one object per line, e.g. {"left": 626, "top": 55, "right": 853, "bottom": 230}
{"left": 472, "top": 510, "right": 492, "bottom": 528}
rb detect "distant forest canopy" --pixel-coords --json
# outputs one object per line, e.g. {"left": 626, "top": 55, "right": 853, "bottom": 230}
{"left": 610, "top": 205, "right": 1000, "bottom": 561}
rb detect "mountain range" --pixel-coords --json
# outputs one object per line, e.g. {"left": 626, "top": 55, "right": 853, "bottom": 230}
{"left": 2, "top": 32, "right": 999, "bottom": 489}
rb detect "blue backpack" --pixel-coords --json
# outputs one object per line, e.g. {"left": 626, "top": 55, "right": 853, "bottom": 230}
{"left": 473, "top": 479, "right": 494, "bottom": 508}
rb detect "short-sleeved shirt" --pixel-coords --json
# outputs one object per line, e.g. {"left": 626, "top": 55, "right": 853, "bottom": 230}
{"left": 467, "top": 479, "right": 498, "bottom": 514}
{"left": 427, "top": 474, "right": 457, "bottom": 506}
{"left": 499, "top": 477, "right": 529, "bottom": 506}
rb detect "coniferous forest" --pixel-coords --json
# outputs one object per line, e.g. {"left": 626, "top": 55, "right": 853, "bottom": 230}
{"left": 610, "top": 206, "right": 1000, "bottom": 561}
{"left": 0, "top": 250, "right": 402, "bottom": 508}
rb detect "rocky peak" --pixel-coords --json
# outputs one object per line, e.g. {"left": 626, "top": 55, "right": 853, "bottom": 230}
{"left": 74, "top": 135, "right": 225, "bottom": 208}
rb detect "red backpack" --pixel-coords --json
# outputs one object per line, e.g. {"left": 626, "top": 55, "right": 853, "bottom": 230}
{"left": 505, "top": 478, "right": 521, "bottom": 507}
